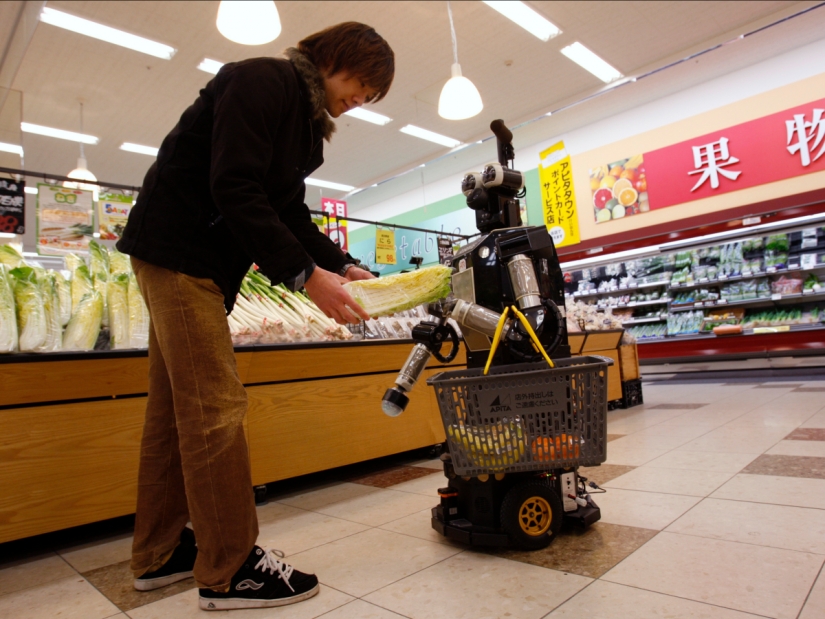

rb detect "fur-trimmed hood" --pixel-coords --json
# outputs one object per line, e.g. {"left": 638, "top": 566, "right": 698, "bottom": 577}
{"left": 284, "top": 47, "right": 336, "bottom": 142}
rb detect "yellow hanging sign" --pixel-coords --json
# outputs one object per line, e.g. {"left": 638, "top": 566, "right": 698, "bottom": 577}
{"left": 375, "top": 228, "right": 397, "bottom": 265}
{"left": 538, "top": 141, "right": 580, "bottom": 248}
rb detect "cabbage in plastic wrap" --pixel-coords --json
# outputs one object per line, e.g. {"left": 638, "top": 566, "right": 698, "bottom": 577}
{"left": 9, "top": 266, "right": 47, "bottom": 352}
{"left": 343, "top": 265, "right": 452, "bottom": 317}
{"left": 128, "top": 272, "right": 149, "bottom": 348}
{"left": 109, "top": 248, "right": 131, "bottom": 274}
{"left": 0, "top": 264, "right": 18, "bottom": 353}
{"left": 108, "top": 273, "right": 130, "bottom": 349}
{"left": 89, "top": 240, "right": 110, "bottom": 328}
{"left": 34, "top": 270, "right": 63, "bottom": 352}
{"left": 0, "top": 245, "right": 25, "bottom": 268}
{"left": 63, "top": 290, "right": 104, "bottom": 351}
{"left": 71, "top": 263, "right": 94, "bottom": 313}
{"left": 53, "top": 270, "right": 71, "bottom": 326}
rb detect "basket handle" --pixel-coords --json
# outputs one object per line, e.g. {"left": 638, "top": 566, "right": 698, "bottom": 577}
{"left": 588, "top": 354, "right": 615, "bottom": 366}
{"left": 483, "top": 305, "right": 556, "bottom": 375}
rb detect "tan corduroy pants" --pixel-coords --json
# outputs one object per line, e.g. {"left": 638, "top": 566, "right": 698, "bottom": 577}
{"left": 129, "top": 257, "right": 258, "bottom": 592}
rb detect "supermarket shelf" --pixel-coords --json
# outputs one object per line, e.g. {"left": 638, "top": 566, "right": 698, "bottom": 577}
{"left": 572, "top": 280, "right": 669, "bottom": 298}
{"left": 622, "top": 316, "right": 666, "bottom": 325}
{"left": 669, "top": 289, "right": 825, "bottom": 313}
{"left": 668, "top": 264, "right": 825, "bottom": 292}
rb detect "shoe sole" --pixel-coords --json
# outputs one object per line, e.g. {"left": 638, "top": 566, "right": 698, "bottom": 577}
{"left": 134, "top": 570, "right": 194, "bottom": 591}
{"left": 198, "top": 583, "right": 320, "bottom": 610}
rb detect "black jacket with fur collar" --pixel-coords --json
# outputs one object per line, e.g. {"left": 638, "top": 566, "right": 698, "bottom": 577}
{"left": 118, "top": 49, "right": 349, "bottom": 313}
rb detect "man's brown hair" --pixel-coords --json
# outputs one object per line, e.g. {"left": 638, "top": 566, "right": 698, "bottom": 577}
{"left": 298, "top": 22, "right": 394, "bottom": 103}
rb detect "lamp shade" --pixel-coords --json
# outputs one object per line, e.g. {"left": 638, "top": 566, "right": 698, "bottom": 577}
{"left": 64, "top": 157, "right": 99, "bottom": 200}
{"left": 438, "top": 63, "right": 483, "bottom": 120}
{"left": 217, "top": 1, "right": 281, "bottom": 45}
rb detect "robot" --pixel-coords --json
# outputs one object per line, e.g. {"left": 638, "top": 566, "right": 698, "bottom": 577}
{"left": 381, "top": 120, "right": 606, "bottom": 549}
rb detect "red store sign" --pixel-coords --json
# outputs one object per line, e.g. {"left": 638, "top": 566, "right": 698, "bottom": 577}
{"left": 643, "top": 97, "right": 825, "bottom": 210}
{"left": 320, "top": 197, "right": 348, "bottom": 252}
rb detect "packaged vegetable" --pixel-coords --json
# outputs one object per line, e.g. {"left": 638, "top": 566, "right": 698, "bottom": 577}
{"left": 0, "top": 265, "right": 18, "bottom": 353}
{"left": 35, "top": 270, "right": 63, "bottom": 352}
{"left": 109, "top": 248, "right": 131, "bottom": 274}
{"left": 128, "top": 273, "right": 150, "bottom": 349}
{"left": 89, "top": 240, "right": 110, "bottom": 328}
{"left": 108, "top": 273, "right": 130, "bottom": 349}
{"left": 53, "top": 270, "right": 72, "bottom": 326}
{"left": 71, "top": 263, "right": 94, "bottom": 313}
{"left": 344, "top": 265, "right": 452, "bottom": 317}
{"left": 9, "top": 266, "right": 47, "bottom": 352}
{"left": 0, "top": 245, "right": 25, "bottom": 268}
{"left": 63, "top": 290, "right": 104, "bottom": 351}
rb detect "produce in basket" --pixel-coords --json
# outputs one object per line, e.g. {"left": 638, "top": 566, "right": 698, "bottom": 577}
{"left": 446, "top": 419, "right": 526, "bottom": 470}
{"left": 531, "top": 434, "right": 580, "bottom": 461}
{"left": 343, "top": 265, "right": 452, "bottom": 317}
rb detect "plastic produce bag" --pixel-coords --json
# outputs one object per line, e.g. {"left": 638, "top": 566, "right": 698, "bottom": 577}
{"left": 107, "top": 273, "right": 130, "bottom": 349}
{"left": 63, "top": 290, "right": 103, "bottom": 351}
{"left": 109, "top": 248, "right": 131, "bottom": 274}
{"left": 70, "top": 263, "right": 94, "bottom": 314}
{"left": 128, "top": 272, "right": 150, "bottom": 349}
{"left": 9, "top": 266, "right": 46, "bottom": 352}
{"left": 89, "top": 240, "right": 110, "bottom": 328}
{"left": 53, "top": 270, "right": 72, "bottom": 326}
{"left": 344, "top": 265, "right": 452, "bottom": 317}
{"left": 35, "top": 270, "right": 62, "bottom": 352}
{"left": 0, "top": 264, "right": 18, "bottom": 353}
{"left": 0, "top": 244, "right": 25, "bottom": 268}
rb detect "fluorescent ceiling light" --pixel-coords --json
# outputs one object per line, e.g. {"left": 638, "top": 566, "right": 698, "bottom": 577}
{"left": 0, "top": 142, "right": 23, "bottom": 156}
{"left": 197, "top": 58, "right": 224, "bottom": 75}
{"left": 482, "top": 1, "right": 561, "bottom": 41}
{"left": 305, "top": 178, "right": 354, "bottom": 192}
{"left": 120, "top": 142, "right": 159, "bottom": 156}
{"left": 24, "top": 187, "right": 38, "bottom": 195}
{"left": 399, "top": 125, "right": 461, "bottom": 148}
{"left": 561, "top": 42, "right": 623, "bottom": 83}
{"left": 39, "top": 7, "right": 176, "bottom": 60}
{"left": 0, "top": 233, "right": 16, "bottom": 239}
{"left": 21, "top": 122, "right": 99, "bottom": 144}
{"left": 344, "top": 107, "right": 392, "bottom": 125}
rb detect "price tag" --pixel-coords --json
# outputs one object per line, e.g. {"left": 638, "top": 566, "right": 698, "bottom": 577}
{"left": 801, "top": 254, "right": 817, "bottom": 270}
{"left": 742, "top": 270, "right": 752, "bottom": 277}
{"left": 717, "top": 299, "right": 728, "bottom": 304}
{"left": 803, "top": 227, "right": 818, "bottom": 237}
{"left": 375, "top": 228, "right": 397, "bottom": 265}
{"left": 694, "top": 302, "right": 704, "bottom": 308}
{"left": 719, "top": 274, "right": 728, "bottom": 280}
{"left": 803, "top": 289, "right": 814, "bottom": 295}
{"left": 699, "top": 277, "right": 708, "bottom": 283}
{"left": 767, "top": 267, "right": 777, "bottom": 273}
{"left": 619, "top": 284, "right": 627, "bottom": 290}
{"left": 771, "top": 293, "right": 782, "bottom": 300}
{"left": 628, "top": 301, "right": 637, "bottom": 307}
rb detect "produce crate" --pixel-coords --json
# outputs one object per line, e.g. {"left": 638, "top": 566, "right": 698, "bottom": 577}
{"left": 620, "top": 379, "right": 644, "bottom": 408}
{"left": 427, "top": 356, "right": 610, "bottom": 477}
{"left": 619, "top": 344, "right": 640, "bottom": 381}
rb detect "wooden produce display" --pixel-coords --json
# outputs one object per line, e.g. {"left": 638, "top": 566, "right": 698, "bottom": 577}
{"left": 0, "top": 341, "right": 465, "bottom": 544}
{"left": 575, "top": 329, "right": 624, "bottom": 402}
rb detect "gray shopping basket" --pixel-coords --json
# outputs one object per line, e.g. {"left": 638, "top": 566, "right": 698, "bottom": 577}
{"left": 427, "top": 356, "right": 611, "bottom": 477}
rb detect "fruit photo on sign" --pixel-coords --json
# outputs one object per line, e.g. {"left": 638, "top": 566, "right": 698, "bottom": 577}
{"left": 590, "top": 154, "right": 648, "bottom": 223}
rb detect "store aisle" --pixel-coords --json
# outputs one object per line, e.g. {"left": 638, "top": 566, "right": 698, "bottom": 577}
{"left": 1, "top": 379, "right": 825, "bottom": 619}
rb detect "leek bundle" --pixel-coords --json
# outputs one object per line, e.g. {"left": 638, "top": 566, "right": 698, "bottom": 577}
{"left": 108, "top": 273, "right": 130, "bottom": 349}
{"left": 343, "top": 265, "right": 452, "bottom": 317}
{"left": 89, "top": 241, "right": 110, "bottom": 328}
{"left": 35, "top": 270, "right": 62, "bottom": 352}
{"left": 128, "top": 273, "right": 149, "bottom": 348}
{"left": 0, "top": 265, "right": 18, "bottom": 353}
{"left": 9, "top": 266, "right": 46, "bottom": 352}
{"left": 0, "top": 245, "right": 24, "bottom": 268}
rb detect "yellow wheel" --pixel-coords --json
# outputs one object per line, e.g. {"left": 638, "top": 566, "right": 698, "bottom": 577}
{"left": 518, "top": 496, "right": 553, "bottom": 536}
{"left": 501, "top": 481, "right": 563, "bottom": 549}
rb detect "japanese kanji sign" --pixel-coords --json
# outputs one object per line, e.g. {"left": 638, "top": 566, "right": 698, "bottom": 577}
{"left": 375, "top": 227, "right": 396, "bottom": 265}
{"left": 642, "top": 96, "right": 825, "bottom": 211}
{"left": 538, "top": 141, "right": 580, "bottom": 247}
{"left": 319, "top": 197, "right": 348, "bottom": 252}
{"left": 0, "top": 179, "right": 25, "bottom": 235}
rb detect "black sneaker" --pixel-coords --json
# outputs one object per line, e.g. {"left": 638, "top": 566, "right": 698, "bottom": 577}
{"left": 199, "top": 546, "right": 319, "bottom": 611}
{"left": 134, "top": 527, "right": 197, "bottom": 591}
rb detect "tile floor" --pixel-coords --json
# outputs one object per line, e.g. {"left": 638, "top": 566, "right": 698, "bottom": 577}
{"left": 2, "top": 378, "right": 825, "bottom": 618}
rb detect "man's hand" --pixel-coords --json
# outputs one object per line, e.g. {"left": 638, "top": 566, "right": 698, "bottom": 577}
{"left": 304, "top": 266, "right": 370, "bottom": 325}
{"left": 344, "top": 266, "right": 376, "bottom": 282}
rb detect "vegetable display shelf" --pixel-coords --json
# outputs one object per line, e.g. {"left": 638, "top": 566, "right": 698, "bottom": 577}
{"left": 0, "top": 340, "right": 466, "bottom": 544}
{"left": 669, "top": 290, "right": 825, "bottom": 312}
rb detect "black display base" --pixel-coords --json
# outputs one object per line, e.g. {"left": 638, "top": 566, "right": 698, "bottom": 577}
{"left": 620, "top": 379, "right": 644, "bottom": 408}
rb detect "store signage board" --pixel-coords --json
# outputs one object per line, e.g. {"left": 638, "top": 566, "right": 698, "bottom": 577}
{"left": 375, "top": 228, "right": 397, "bottom": 265}
{"left": 590, "top": 97, "right": 825, "bottom": 223}
{"left": 36, "top": 184, "right": 93, "bottom": 255}
{"left": 98, "top": 193, "right": 133, "bottom": 241}
{"left": 0, "top": 179, "right": 25, "bottom": 234}
{"left": 539, "top": 141, "right": 581, "bottom": 247}
{"left": 437, "top": 236, "right": 453, "bottom": 264}
{"left": 319, "top": 197, "right": 348, "bottom": 252}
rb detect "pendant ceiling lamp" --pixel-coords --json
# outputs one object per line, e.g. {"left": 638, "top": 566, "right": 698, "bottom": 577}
{"left": 438, "top": 1, "right": 483, "bottom": 120}
{"left": 217, "top": 1, "right": 281, "bottom": 46}
{"left": 63, "top": 102, "right": 98, "bottom": 200}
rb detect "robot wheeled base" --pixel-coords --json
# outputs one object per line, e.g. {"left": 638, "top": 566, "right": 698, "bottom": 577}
{"left": 431, "top": 453, "right": 601, "bottom": 549}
